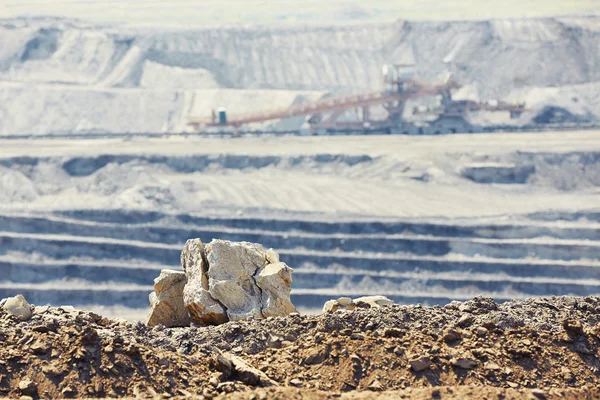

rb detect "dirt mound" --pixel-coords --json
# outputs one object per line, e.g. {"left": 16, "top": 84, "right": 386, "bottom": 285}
{"left": 2, "top": 296, "right": 600, "bottom": 399}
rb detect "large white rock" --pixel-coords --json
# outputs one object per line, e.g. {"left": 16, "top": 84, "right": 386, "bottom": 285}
{"left": 181, "top": 238, "right": 296, "bottom": 324}
{"left": 205, "top": 240, "right": 265, "bottom": 321}
{"left": 181, "top": 239, "right": 228, "bottom": 325}
{"left": 256, "top": 262, "right": 297, "bottom": 318}
{"left": 3, "top": 294, "right": 33, "bottom": 321}
{"left": 147, "top": 269, "right": 191, "bottom": 328}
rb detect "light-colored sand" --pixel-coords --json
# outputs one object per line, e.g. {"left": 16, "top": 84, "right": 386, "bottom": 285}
{"left": 1, "top": 130, "right": 598, "bottom": 219}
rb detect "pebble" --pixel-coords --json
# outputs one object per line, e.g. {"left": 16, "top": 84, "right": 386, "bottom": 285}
{"left": 18, "top": 379, "right": 37, "bottom": 396}
{"left": 337, "top": 297, "right": 353, "bottom": 306}
{"left": 484, "top": 361, "right": 501, "bottom": 370}
{"left": 452, "top": 357, "right": 478, "bottom": 369}
{"left": 476, "top": 326, "right": 488, "bottom": 337}
{"left": 409, "top": 356, "right": 432, "bottom": 372}
{"left": 217, "top": 382, "right": 236, "bottom": 393}
{"left": 289, "top": 378, "right": 303, "bottom": 387}
{"left": 382, "top": 327, "right": 404, "bottom": 338}
{"left": 368, "top": 379, "right": 383, "bottom": 391}
{"left": 33, "top": 306, "right": 49, "bottom": 315}
{"left": 443, "top": 328, "right": 462, "bottom": 343}
{"left": 457, "top": 314, "right": 475, "bottom": 328}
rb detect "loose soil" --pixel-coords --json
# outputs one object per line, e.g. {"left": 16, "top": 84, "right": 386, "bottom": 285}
{"left": 2, "top": 296, "right": 600, "bottom": 399}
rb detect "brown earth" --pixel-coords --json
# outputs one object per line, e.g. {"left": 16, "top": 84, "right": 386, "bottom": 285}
{"left": 1, "top": 296, "right": 600, "bottom": 399}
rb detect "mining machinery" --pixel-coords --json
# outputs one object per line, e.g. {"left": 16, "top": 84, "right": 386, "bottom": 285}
{"left": 188, "top": 64, "right": 526, "bottom": 135}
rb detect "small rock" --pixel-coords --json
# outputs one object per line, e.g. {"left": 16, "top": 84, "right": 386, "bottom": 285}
{"left": 452, "top": 357, "right": 478, "bottom": 369}
{"left": 289, "top": 378, "right": 303, "bottom": 387}
{"left": 323, "top": 300, "right": 340, "bottom": 313}
{"left": 457, "top": 314, "right": 474, "bottom": 328}
{"left": 3, "top": 295, "right": 33, "bottom": 321}
{"left": 209, "top": 375, "right": 221, "bottom": 388}
{"left": 484, "top": 361, "right": 501, "bottom": 370}
{"left": 562, "top": 319, "right": 583, "bottom": 335}
{"left": 304, "top": 348, "right": 329, "bottom": 365}
{"left": 158, "top": 358, "right": 169, "bottom": 367}
{"left": 574, "top": 341, "right": 593, "bottom": 355}
{"left": 215, "top": 350, "right": 277, "bottom": 387}
{"left": 33, "top": 305, "right": 49, "bottom": 315}
{"left": 409, "top": 356, "right": 431, "bottom": 372}
{"left": 314, "top": 333, "right": 325, "bottom": 344}
{"left": 476, "top": 326, "right": 488, "bottom": 337}
{"left": 531, "top": 389, "right": 547, "bottom": 399}
{"left": 350, "top": 333, "right": 365, "bottom": 340}
{"left": 368, "top": 379, "right": 383, "bottom": 391}
{"left": 337, "top": 297, "right": 353, "bottom": 306}
{"left": 506, "top": 381, "right": 519, "bottom": 388}
{"left": 18, "top": 379, "right": 37, "bottom": 397}
{"left": 353, "top": 295, "right": 394, "bottom": 308}
{"left": 383, "top": 327, "right": 404, "bottom": 338}
{"left": 30, "top": 340, "right": 51, "bottom": 355}
{"left": 323, "top": 295, "right": 394, "bottom": 313}
{"left": 61, "top": 386, "right": 76, "bottom": 397}
{"left": 443, "top": 328, "right": 462, "bottom": 343}
{"left": 217, "top": 382, "right": 236, "bottom": 393}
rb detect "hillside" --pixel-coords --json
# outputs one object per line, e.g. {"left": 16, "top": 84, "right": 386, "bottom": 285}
{"left": 0, "top": 16, "right": 599, "bottom": 134}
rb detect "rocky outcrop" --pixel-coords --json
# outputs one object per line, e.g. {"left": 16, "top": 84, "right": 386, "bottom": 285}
{"left": 180, "top": 239, "right": 297, "bottom": 325}
{"left": 323, "top": 295, "right": 394, "bottom": 313}
{"left": 147, "top": 269, "right": 191, "bottom": 328}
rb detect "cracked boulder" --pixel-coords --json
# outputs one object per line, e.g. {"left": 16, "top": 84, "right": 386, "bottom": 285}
{"left": 181, "top": 239, "right": 228, "bottom": 325}
{"left": 182, "top": 239, "right": 296, "bottom": 324}
{"left": 147, "top": 269, "right": 191, "bottom": 328}
{"left": 256, "top": 262, "right": 296, "bottom": 317}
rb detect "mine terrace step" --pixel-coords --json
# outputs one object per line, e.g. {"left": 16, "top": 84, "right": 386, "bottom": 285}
{"left": 41, "top": 210, "right": 600, "bottom": 240}
{"left": 3, "top": 259, "right": 600, "bottom": 298}
{"left": 1, "top": 226, "right": 600, "bottom": 262}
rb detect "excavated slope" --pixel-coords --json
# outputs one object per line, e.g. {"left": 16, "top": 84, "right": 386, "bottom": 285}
{"left": 0, "top": 17, "right": 599, "bottom": 134}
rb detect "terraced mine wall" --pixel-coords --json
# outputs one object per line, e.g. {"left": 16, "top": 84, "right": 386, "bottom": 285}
{"left": 1, "top": 133, "right": 599, "bottom": 318}
{"left": 1, "top": 209, "right": 600, "bottom": 315}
